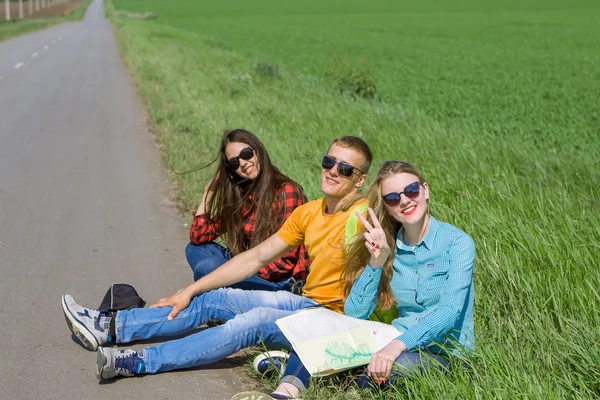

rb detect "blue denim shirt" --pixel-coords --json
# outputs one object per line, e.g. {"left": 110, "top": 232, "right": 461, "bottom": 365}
{"left": 344, "top": 216, "right": 475, "bottom": 354}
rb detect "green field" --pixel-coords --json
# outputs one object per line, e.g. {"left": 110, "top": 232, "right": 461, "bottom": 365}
{"left": 108, "top": 0, "right": 599, "bottom": 398}
{"left": 0, "top": 1, "right": 90, "bottom": 42}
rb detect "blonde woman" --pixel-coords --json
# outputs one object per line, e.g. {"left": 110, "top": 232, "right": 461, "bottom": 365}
{"left": 236, "top": 161, "right": 474, "bottom": 399}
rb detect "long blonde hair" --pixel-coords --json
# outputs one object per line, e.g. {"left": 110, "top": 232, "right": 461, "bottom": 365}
{"left": 342, "top": 161, "right": 427, "bottom": 310}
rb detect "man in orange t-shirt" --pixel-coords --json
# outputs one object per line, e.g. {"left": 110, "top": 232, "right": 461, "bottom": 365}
{"left": 61, "top": 136, "right": 372, "bottom": 380}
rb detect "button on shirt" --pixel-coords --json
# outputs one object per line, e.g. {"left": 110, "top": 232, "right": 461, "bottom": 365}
{"left": 344, "top": 216, "right": 475, "bottom": 354}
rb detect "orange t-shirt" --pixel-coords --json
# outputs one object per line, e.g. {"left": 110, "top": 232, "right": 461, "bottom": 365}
{"left": 277, "top": 197, "right": 367, "bottom": 313}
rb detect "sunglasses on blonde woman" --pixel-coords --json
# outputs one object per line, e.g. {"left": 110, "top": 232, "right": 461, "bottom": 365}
{"left": 382, "top": 181, "right": 421, "bottom": 207}
{"left": 226, "top": 146, "right": 254, "bottom": 170}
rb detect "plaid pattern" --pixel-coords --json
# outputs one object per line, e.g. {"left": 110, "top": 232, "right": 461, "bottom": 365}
{"left": 189, "top": 182, "right": 310, "bottom": 282}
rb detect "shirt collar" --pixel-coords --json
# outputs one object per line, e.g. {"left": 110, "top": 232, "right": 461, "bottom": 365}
{"left": 396, "top": 216, "right": 439, "bottom": 251}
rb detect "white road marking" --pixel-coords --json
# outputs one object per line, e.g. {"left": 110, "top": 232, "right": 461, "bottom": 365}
{"left": 14, "top": 62, "right": 24, "bottom": 69}
{"left": 32, "top": 52, "right": 39, "bottom": 58}
{"left": 44, "top": 45, "right": 49, "bottom": 50}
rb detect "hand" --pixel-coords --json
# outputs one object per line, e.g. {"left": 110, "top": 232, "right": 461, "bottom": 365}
{"left": 356, "top": 207, "right": 391, "bottom": 269}
{"left": 367, "top": 339, "right": 406, "bottom": 383}
{"left": 150, "top": 289, "right": 192, "bottom": 321}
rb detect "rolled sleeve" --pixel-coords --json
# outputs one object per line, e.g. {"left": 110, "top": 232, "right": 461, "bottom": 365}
{"left": 276, "top": 205, "right": 307, "bottom": 248}
{"left": 189, "top": 213, "right": 220, "bottom": 244}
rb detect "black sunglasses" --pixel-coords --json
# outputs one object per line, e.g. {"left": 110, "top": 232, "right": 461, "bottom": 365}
{"left": 321, "top": 156, "right": 365, "bottom": 178}
{"left": 226, "top": 146, "right": 254, "bottom": 170}
{"left": 382, "top": 181, "right": 421, "bottom": 207}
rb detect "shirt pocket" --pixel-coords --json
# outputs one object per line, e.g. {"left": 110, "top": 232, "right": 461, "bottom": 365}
{"left": 415, "top": 269, "right": 448, "bottom": 307}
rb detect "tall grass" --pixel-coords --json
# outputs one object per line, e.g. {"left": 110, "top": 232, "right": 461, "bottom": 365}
{"left": 107, "top": 0, "right": 600, "bottom": 397}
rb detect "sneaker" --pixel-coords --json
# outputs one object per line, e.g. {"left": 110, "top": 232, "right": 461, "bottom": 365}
{"left": 252, "top": 350, "right": 289, "bottom": 376}
{"left": 97, "top": 347, "right": 145, "bottom": 380}
{"left": 230, "top": 392, "right": 299, "bottom": 400}
{"left": 269, "top": 393, "right": 300, "bottom": 400}
{"left": 61, "top": 295, "right": 111, "bottom": 351}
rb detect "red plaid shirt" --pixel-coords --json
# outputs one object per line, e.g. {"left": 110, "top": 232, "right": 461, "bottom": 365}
{"left": 189, "top": 182, "right": 310, "bottom": 282}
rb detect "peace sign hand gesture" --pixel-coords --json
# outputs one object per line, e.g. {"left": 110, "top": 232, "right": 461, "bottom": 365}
{"left": 356, "top": 207, "right": 391, "bottom": 269}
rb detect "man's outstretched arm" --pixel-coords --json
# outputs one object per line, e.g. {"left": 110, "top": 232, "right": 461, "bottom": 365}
{"left": 151, "top": 234, "right": 294, "bottom": 320}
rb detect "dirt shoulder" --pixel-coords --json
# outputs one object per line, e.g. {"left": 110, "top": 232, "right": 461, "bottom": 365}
{"left": 0, "top": 1, "right": 82, "bottom": 20}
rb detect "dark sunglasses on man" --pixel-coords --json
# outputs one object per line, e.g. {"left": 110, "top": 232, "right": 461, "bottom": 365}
{"left": 226, "top": 146, "right": 254, "bottom": 170}
{"left": 382, "top": 181, "right": 422, "bottom": 207}
{"left": 321, "top": 156, "right": 365, "bottom": 178}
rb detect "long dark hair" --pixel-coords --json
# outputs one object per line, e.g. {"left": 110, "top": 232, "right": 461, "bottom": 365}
{"left": 202, "top": 129, "right": 301, "bottom": 255}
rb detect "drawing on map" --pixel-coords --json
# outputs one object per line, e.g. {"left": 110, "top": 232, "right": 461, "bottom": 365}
{"left": 319, "top": 340, "right": 371, "bottom": 369}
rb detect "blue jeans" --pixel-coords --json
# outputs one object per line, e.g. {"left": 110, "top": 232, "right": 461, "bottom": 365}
{"left": 115, "top": 288, "right": 318, "bottom": 373}
{"left": 355, "top": 350, "right": 449, "bottom": 389}
{"left": 281, "top": 349, "right": 449, "bottom": 391}
{"left": 186, "top": 242, "right": 299, "bottom": 292}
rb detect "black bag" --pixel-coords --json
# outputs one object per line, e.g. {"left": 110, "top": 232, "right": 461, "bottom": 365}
{"left": 99, "top": 283, "right": 146, "bottom": 312}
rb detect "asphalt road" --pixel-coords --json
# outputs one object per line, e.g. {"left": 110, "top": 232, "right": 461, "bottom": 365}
{"left": 0, "top": 1, "right": 255, "bottom": 398}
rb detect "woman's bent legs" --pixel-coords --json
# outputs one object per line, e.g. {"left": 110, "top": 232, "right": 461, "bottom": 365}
{"left": 186, "top": 242, "right": 231, "bottom": 281}
{"left": 279, "top": 350, "right": 449, "bottom": 394}
{"left": 185, "top": 242, "right": 300, "bottom": 293}
{"left": 355, "top": 351, "right": 449, "bottom": 389}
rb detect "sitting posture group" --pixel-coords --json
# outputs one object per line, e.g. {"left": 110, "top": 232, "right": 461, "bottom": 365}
{"left": 61, "top": 130, "right": 475, "bottom": 400}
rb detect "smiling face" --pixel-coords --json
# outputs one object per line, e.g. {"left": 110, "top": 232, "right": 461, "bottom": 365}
{"left": 320, "top": 143, "right": 367, "bottom": 199}
{"left": 381, "top": 172, "right": 429, "bottom": 226}
{"left": 224, "top": 141, "right": 260, "bottom": 180}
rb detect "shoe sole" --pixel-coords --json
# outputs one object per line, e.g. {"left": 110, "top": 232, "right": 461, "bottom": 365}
{"left": 253, "top": 350, "right": 289, "bottom": 375}
{"left": 61, "top": 295, "right": 99, "bottom": 351}
{"left": 230, "top": 392, "right": 275, "bottom": 400}
{"left": 96, "top": 347, "right": 109, "bottom": 380}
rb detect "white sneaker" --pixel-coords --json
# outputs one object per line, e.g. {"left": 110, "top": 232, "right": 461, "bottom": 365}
{"left": 61, "top": 294, "right": 111, "bottom": 351}
{"left": 252, "top": 350, "right": 289, "bottom": 375}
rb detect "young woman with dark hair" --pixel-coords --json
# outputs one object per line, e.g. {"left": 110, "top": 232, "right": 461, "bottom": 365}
{"left": 186, "top": 129, "right": 310, "bottom": 292}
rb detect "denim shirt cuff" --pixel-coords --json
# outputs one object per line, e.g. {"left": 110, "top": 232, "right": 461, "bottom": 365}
{"left": 364, "top": 264, "right": 383, "bottom": 278}
{"left": 398, "top": 334, "right": 418, "bottom": 351}
{"left": 355, "top": 264, "right": 382, "bottom": 294}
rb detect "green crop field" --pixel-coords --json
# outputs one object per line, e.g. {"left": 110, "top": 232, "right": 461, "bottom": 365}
{"left": 107, "top": 0, "right": 600, "bottom": 398}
